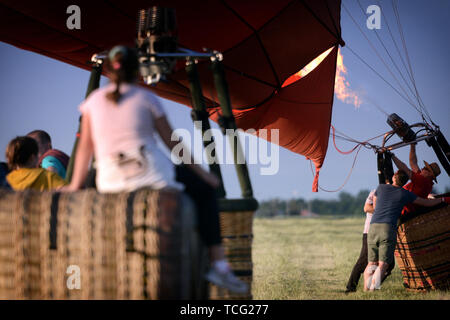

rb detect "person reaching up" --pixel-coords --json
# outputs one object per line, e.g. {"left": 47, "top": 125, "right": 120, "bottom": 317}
{"left": 389, "top": 144, "right": 441, "bottom": 216}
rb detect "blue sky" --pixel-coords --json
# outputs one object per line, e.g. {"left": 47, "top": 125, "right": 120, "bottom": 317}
{"left": 0, "top": 0, "right": 449, "bottom": 201}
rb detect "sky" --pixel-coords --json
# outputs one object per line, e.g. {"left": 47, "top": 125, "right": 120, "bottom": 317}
{"left": 0, "top": 0, "right": 449, "bottom": 202}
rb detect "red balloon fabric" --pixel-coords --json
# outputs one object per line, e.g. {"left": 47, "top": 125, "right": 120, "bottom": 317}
{"left": 0, "top": 0, "right": 342, "bottom": 191}
{"left": 209, "top": 47, "right": 338, "bottom": 191}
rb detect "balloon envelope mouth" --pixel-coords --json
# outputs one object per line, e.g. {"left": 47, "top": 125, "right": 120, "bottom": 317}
{"left": 281, "top": 47, "right": 334, "bottom": 88}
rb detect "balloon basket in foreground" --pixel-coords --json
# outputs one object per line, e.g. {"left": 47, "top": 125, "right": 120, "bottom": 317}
{"left": 0, "top": 188, "right": 208, "bottom": 299}
{"left": 395, "top": 199, "right": 450, "bottom": 291}
{"left": 209, "top": 208, "right": 255, "bottom": 300}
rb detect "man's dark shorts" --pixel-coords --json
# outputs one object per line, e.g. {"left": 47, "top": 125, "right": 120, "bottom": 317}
{"left": 367, "top": 223, "right": 397, "bottom": 266}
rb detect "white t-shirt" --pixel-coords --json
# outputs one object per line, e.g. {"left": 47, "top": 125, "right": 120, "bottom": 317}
{"left": 363, "top": 190, "right": 376, "bottom": 234}
{"left": 79, "top": 83, "right": 183, "bottom": 193}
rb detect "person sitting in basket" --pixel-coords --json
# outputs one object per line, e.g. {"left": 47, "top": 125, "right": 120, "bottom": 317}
{"left": 27, "top": 129, "right": 70, "bottom": 179}
{"left": 390, "top": 144, "right": 441, "bottom": 216}
{"left": 5, "top": 136, "right": 66, "bottom": 191}
{"left": 61, "top": 45, "right": 248, "bottom": 294}
{"left": 363, "top": 169, "right": 449, "bottom": 291}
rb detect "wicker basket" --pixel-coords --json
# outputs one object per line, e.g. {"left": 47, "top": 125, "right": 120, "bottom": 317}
{"left": 209, "top": 210, "right": 254, "bottom": 300}
{"left": 0, "top": 188, "right": 206, "bottom": 299}
{"left": 395, "top": 204, "right": 450, "bottom": 291}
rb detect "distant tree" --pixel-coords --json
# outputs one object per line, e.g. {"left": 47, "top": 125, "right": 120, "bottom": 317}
{"left": 353, "top": 189, "right": 370, "bottom": 216}
{"left": 287, "top": 199, "right": 298, "bottom": 215}
{"left": 256, "top": 189, "right": 375, "bottom": 217}
{"left": 255, "top": 201, "right": 273, "bottom": 217}
{"left": 337, "top": 192, "right": 353, "bottom": 214}
{"left": 255, "top": 198, "right": 288, "bottom": 217}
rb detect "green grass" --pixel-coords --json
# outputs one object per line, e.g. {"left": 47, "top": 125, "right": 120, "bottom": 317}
{"left": 252, "top": 216, "right": 450, "bottom": 300}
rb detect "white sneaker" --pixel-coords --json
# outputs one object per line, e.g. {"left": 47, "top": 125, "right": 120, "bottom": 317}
{"left": 365, "top": 265, "right": 377, "bottom": 290}
{"left": 370, "top": 267, "right": 382, "bottom": 290}
{"left": 205, "top": 268, "right": 249, "bottom": 294}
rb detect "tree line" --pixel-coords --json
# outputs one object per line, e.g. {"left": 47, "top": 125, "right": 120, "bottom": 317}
{"left": 256, "top": 186, "right": 450, "bottom": 218}
{"left": 256, "top": 190, "right": 371, "bottom": 218}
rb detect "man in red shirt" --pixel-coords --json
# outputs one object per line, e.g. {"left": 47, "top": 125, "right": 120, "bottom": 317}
{"left": 390, "top": 143, "right": 441, "bottom": 216}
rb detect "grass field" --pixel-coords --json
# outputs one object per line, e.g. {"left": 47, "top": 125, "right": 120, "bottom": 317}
{"left": 252, "top": 216, "right": 450, "bottom": 300}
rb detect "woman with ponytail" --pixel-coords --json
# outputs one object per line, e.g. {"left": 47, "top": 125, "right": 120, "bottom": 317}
{"left": 63, "top": 45, "right": 248, "bottom": 294}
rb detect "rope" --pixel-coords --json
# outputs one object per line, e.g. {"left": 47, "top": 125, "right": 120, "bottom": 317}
{"left": 364, "top": 96, "right": 389, "bottom": 116}
{"left": 314, "top": 124, "right": 390, "bottom": 193}
{"left": 309, "top": 144, "right": 363, "bottom": 193}
{"left": 377, "top": 0, "right": 416, "bottom": 91}
{"left": 392, "top": 0, "right": 420, "bottom": 102}
{"left": 342, "top": 2, "right": 441, "bottom": 132}
{"left": 391, "top": 0, "right": 436, "bottom": 126}
{"left": 344, "top": 45, "right": 422, "bottom": 114}
{"left": 342, "top": 2, "right": 420, "bottom": 112}
{"left": 344, "top": 1, "right": 439, "bottom": 132}
{"left": 331, "top": 125, "right": 360, "bottom": 154}
{"left": 357, "top": 0, "right": 421, "bottom": 106}
{"left": 330, "top": 125, "right": 385, "bottom": 152}
{"left": 342, "top": 2, "right": 441, "bottom": 128}
{"left": 333, "top": 133, "right": 358, "bottom": 143}
{"left": 335, "top": 126, "right": 385, "bottom": 144}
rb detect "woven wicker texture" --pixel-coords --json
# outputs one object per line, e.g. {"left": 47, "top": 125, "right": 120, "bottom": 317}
{"left": 0, "top": 188, "right": 206, "bottom": 299}
{"left": 209, "top": 211, "right": 254, "bottom": 300}
{"left": 395, "top": 205, "right": 450, "bottom": 291}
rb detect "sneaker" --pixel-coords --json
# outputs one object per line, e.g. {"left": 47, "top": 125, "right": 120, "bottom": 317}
{"left": 205, "top": 268, "right": 249, "bottom": 294}
{"left": 365, "top": 275, "right": 374, "bottom": 290}
{"left": 365, "top": 265, "right": 377, "bottom": 290}
{"left": 369, "top": 267, "right": 382, "bottom": 290}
